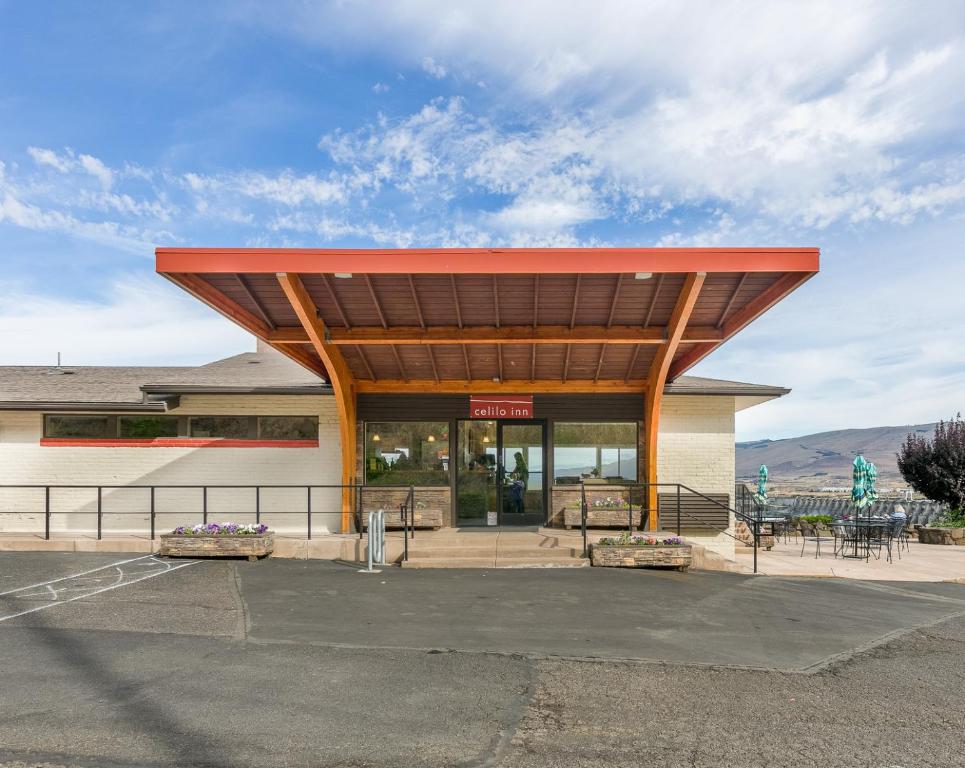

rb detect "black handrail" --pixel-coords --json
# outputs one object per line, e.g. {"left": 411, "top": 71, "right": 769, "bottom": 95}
{"left": 0, "top": 483, "right": 415, "bottom": 542}
{"left": 579, "top": 481, "right": 762, "bottom": 573}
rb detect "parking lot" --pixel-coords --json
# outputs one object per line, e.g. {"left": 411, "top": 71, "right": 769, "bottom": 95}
{"left": 1, "top": 552, "right": 964, "bottom": 767}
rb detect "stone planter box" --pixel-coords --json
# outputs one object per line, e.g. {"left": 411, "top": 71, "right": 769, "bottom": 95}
{"left": 564, "top": 507, "right": 641, "bottom": 529}
{"left": 159, "top": 533, "right": 274, "bottom": 561}
{"left": 362, "top": 508, "right": 444, "bottom": 530}
{"left": 916, "top": 526, "right": 965, "bottom": 545}
{"left": 590, "top": 544, "right": 692, "bottom": 570}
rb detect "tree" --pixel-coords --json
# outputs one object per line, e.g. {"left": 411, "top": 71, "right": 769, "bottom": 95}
{"left": 897, "top": 414, "right": 965, "bottom": 513}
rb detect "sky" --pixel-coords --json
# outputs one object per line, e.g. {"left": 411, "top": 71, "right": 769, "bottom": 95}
{"left": 1, "top": 1, "right": 963, "bottom": 441}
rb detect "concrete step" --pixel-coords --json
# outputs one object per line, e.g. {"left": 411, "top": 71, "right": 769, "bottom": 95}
{"left": 401, "top": 556, "right": 589, "bottom": 569}
{"left": 407, "top": 545, "right": 580, "bottom": 559}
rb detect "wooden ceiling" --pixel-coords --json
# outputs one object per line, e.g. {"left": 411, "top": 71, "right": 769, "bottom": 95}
{"left": 157, "top": 248, "right": 818, "bottom": 392}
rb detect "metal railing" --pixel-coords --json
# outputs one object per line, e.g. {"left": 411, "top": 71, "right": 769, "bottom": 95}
{"left": 0, "top": 483, "right": 415, "bottom": 542}
{"left": 580, "top": 481, "right": 763, "bottom": 573}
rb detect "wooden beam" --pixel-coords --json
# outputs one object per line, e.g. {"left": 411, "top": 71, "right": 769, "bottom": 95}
{"left": 161, "top": 273, "right": 327, "bottom": 379}
{"left": 497, "top": 344, "right": 504, "bottom": 381}
{"left": 594, "top": 344, "right": 607, "bottom": 382}
{"left": 530, "top": 344, "right": 536, "bottom": 382}
{"left": 390, "top": 345, "right": 408, "bottom": 382}
{"left": 644, "top": 272, "right": 706, "bottom": 530}
{"left": 277, "top": 272, "right": 357, "bottom": 531}
{"left": 532, "top": 274, "right": 539, "bottom": 328}
{"left": 643, "top": 273, "right": 665, "bottom": 327}
{"left": 569, "top": 274, "right": 581, "bottom": 329}
{"left": 356, "top": 345, "right": 376, "bottom": 381}
{"left": 450, "top": 275, "right": 463, "bottom": 328}
{"left": 667, "top": 271, "right": 815, "bottom": 380}
{"left": 562, "top": 344, "right": 572, "bottom": 384}
{"left": 493, "top": 275, "right": 500, "bottom": 329}
{"left": 356, "top": 379, "right": 649, "bottom": 394}
{"left": 606, "top": 273, "right": 623, "bottom": 328}
{"left": 235, "top": 274, "right": 275, "bottom": 330}
{"left": 426, "top": 345, "right": 439, "bottom": 383}
{"left": 303, "top": 324, "right": 722, "bottom": 346}
{"left": 364, "top": 274, "right": 388, "bottom": 329}
{"left": 408, "top": 275, "right": 426, "bottom": 330}
{"left": 717, "top": 272, "right": 748, "bottom": 328}
{"left": 322, "top": 274, "right": 352, "bottom": 328}
{"left": 462, "top": 345, "right": 472, "bottom": 380}
{"left": 624, "top": 344, "right": 641, "bottom": 383}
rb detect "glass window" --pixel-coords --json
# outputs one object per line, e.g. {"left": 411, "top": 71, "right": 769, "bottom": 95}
{"left": 189, "top": 416, "right": 251, "bottom": 439}
{"left": 45, "top": 415, "right": 112, "bottom": 438}
{"left": 118, "top": 416, "right": 179, "bottom": 438}
{"left": 365, "top": 421, "right": 449, "bottom": 486}
{"left": 553, "top": 422, "right": 637, "bottom": 484}
{"left": 258, "top": 416, "right": 318, "bottom": 440}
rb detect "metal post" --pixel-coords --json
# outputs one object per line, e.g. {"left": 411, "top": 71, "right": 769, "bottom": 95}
{"left": 97, "top": 486, "right": 102, "bottom": 540}
{"left": 367, "top": 511, "right": 375, "bottom": 571}
{"left": 255, "top": 486, "right": 260, "bottom": 525}
{"left": 307, "top": 486, "right": 312, "bottom": 540}
{"left": 44, "top": 486, "right": 50, "bottom": 540}
{"left": 753, "top": 520, "right": 758, "bottom": 574}
{"left": 150, "top": 486, "right": 155, "bottom": 540}
{"left": 676, "top": 484, "right": 681, "bottom": 535}
{"left": 202, "top": 486, "right": 208, "bottom": 525}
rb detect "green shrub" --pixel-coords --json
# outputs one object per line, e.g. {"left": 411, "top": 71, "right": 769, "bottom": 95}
{"left": 799, "top": 514, "right": 833, "bottom": 527}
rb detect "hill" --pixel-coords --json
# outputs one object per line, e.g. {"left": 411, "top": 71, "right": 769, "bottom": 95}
{"left": 736, "top": 423, "right": 937, "bottom": 488}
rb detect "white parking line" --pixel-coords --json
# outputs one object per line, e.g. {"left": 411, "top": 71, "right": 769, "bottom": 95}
{"left": 0, "top": 556, "right": 199, "bottom": 623}
{"left": 0, "top": 554, "right": 155, "bottom": 597}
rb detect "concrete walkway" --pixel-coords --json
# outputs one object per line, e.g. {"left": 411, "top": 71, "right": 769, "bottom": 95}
{"left": 742, "top": 539, "right": 965, "bottom": 582}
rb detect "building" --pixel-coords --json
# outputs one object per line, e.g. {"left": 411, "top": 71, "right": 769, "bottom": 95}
{"left": 0, "top": 247, "right": 818, "bottom": 545}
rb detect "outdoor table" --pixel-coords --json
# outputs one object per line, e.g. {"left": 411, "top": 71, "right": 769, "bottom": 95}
{"left": 836, "top": 519, "right": 889, "bottom": 560}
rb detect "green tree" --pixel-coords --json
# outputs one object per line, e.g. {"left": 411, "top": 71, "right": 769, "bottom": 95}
{"left": 897, "top": 415, "right": 965, "bottom": 515}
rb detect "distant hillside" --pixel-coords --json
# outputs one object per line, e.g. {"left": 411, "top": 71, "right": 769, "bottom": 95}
{"left": 736, "top": 423, "right": 937, "bottom": 487}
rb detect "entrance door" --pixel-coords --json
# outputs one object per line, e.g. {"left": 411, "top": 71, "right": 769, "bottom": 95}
{"left": 498, "top": 422, "right": 545, "bottom": 526}
{"left": 456, "top": 420, "right": 546, "bottom": 526}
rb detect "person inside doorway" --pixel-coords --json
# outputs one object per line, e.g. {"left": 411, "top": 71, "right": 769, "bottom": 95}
{"left": 509, "top": 450, "right": 528, "bottom": 514}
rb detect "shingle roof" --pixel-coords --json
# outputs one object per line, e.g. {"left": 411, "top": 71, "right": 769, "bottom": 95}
{"left": 0, "top": 347, "right": 785, "bottom": 409}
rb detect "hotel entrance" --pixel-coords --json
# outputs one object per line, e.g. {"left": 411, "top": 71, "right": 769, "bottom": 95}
{"left": 455, "top": 420, "right": 546, "bottom": 526}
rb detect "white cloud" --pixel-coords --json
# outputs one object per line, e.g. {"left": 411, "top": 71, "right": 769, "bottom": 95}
{"left": 372, "top": 82, "right": 390, "bottom": 93}
{"left": 421, "top": 56, "right": 447, "bottom": 79}
{"left": 0, "top": 276, "right": 253, "bottom": 366}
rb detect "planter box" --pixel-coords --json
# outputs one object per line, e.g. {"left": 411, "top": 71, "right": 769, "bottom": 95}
{"left": 159, "top": 533, "right": 274, "bottom": 561}
{"left": 916, "top": 526, "right": 965, "bottom": 545}
{"left": 564, "top": 507, "right": 640, "bottom": 529}
{"left": 362, "top": 508, "right": 444, "bottom": 530}
{"left": 590, "top": 544, "right": 692, "bottom": 570}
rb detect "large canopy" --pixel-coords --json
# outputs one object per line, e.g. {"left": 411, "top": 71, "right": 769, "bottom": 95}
{"left": 156, "top": 247, "right": 818, "bottom": 393}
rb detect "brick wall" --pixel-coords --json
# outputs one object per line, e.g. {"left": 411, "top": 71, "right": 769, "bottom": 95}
{"left": 656, "top": 395, "right": 736, "bottom": 528}
{"left": 0, "top": 394, "right": 343, "bottom": 535}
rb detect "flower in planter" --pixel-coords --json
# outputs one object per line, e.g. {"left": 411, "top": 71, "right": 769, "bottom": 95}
{"left": 172, "top": 522, "right": 269, "bottom": 536}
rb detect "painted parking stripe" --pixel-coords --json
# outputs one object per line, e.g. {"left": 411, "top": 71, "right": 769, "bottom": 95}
{"left": 0, "top": 554, "right": 155, "bottom": 597}
{"left": 0, "top": 557, "right": 199, "bottom": 623}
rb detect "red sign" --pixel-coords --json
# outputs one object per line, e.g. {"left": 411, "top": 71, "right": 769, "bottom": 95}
{"left": 469, "top": 396, "right": 534, "bottom": 419}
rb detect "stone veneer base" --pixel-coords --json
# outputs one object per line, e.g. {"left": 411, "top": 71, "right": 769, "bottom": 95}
{"left": 159, "top": 533, "right": 274, "bottom": 561}
{"left": 916, "top": 527, "right": 965, "bottom": 545}
{"left": 590, "top": 544, "right": 692, "bottom": 570}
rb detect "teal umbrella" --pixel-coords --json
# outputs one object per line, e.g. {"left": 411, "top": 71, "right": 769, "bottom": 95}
{"left": 865, "top": 461, "right": 879, "bottom": 509}
{"left": 754, "top": 464, "right": 769, "bottom": 506}
{"left": 851, "top": 454, "right": 868, "bottom": 515}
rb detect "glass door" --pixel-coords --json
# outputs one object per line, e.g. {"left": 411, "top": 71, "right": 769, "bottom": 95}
{"left": 498, "top": 422, "right": 545, "bottom": 526}
{"left": 456, "top": 420, "right": 497, "bottom": 525}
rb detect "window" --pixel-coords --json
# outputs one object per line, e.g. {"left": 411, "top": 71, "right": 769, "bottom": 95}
{"left": 45, "top": 415, "right": 112, "bottom": 439}
{"left": 258, "top": 416, "right": 317, "bottom": 440}
{"left": 365, "top": 421, "right": 449, "bottom": 486}
{"left": 119, "top": 416, "right": 179, "bottom": 438}
{"left": 189, "top": 416, "right": 251, "bottom": 439}
{"left": 553, "top": 422, "right": 637, "bottom": 484}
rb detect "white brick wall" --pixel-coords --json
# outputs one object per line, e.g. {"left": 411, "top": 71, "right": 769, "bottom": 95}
{"left": 0, "top": 394, "right": 343, "bottom": 535}
{"left": 656, "top": 395, "right": 736, "bottom": 527}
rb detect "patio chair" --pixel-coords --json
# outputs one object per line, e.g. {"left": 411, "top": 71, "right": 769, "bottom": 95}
{"left": 866, "top": 522, "right": 892, "bottom": 562}
{"left": 891, "top": 518, "right": 910, "bottom": 557}
{"left": 799, "top": 521, "right": 828, "bottom": 558}
{"left": 832, "top": 522, "right": 852, "bottom": 558}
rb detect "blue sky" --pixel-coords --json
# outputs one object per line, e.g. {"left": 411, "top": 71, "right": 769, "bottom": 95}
{"left": 1, "top": 1, "right": 963, "bottom": 440}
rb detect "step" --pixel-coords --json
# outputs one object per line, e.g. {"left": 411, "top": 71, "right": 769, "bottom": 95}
{"left": 401, "top": 556, "right": 589, "bottom": 569}
{"left": 406, "top": 545, "right": 580, "bottom": 559}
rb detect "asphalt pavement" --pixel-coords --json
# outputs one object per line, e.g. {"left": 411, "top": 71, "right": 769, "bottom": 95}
{"left": 0, "top": 553, "right": 962, "bottom": 768}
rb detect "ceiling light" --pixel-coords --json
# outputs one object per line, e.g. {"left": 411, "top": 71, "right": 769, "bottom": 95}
{"left": 482, "top": 436, "right": 490, "bottom": 444}
{"left": 634, "top": 272, "right": 652, "bottom": 280}
{"left": 427, "top": 434, "right": 436, "bottom": 443}
{"left": 333, "top": 272, "right": 353, "bottom": 279}
{"left": 371, "top": 433, "right": 381, "bottom": 442}
{"left": 492, "top": 376, "right": 500, "bottom": 383}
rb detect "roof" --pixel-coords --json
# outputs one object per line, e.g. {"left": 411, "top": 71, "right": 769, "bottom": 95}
{"left": 156, "top": 247, "right": 818, "bottom": 392}
{"left": 0, "top": 347, "right": 786, "bottom": 410}
{"left": 0, "top": 345, "right": 331, "bottom": 411}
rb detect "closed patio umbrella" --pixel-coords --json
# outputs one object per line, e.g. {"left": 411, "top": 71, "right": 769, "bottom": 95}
{"left": 754, "top": 464, "right": 768, "bottom": 519}
{"left": 851, "top": 454, "right": 868, "bottom": 516}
